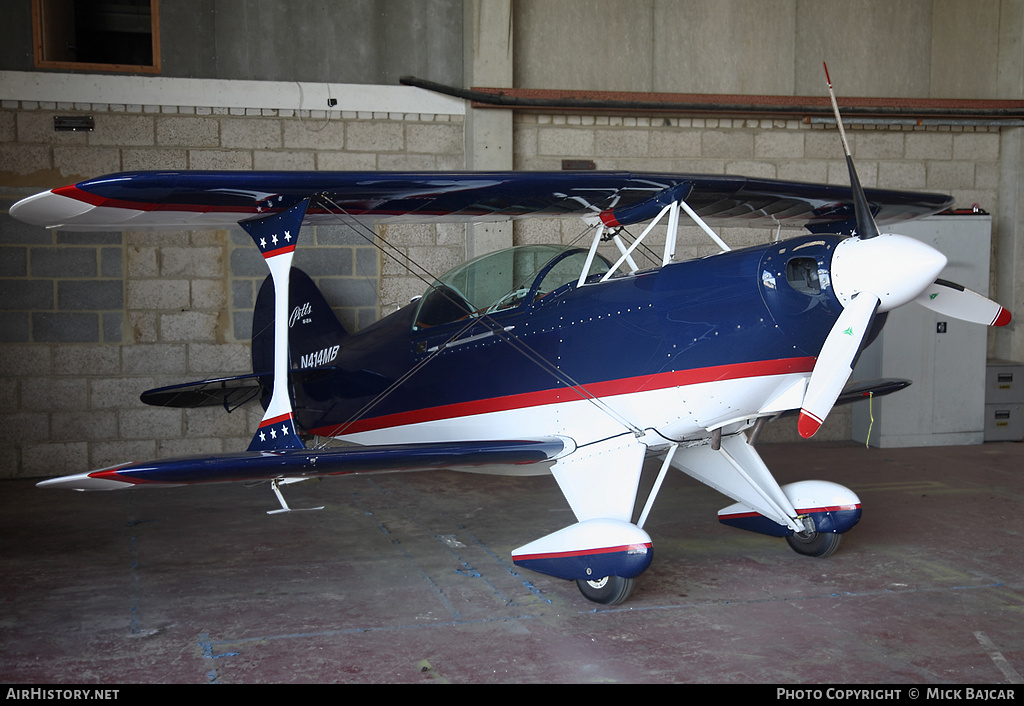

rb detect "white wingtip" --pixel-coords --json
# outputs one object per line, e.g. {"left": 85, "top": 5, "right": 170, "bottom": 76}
{"left": 36, "top": 470, "right": 135, "bottom": 491}
{"left": 10, "top": 190, "right": 88, "bottom": 228}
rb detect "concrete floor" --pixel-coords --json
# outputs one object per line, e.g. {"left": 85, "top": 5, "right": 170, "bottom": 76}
{"left": 1, "top": 440, "right": 1022, "bottom": 685}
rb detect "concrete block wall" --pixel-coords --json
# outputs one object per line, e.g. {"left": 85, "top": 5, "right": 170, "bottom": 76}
{"left": 0, "top": 101, "right": 466, "bottom": 480}
{"left": 513, "top": 0, "right": 1023, "bottom": 100}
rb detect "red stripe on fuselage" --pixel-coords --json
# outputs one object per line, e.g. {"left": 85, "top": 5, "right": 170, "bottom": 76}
{"left": 312, "top": 356, "right": 816, "bottom": 437}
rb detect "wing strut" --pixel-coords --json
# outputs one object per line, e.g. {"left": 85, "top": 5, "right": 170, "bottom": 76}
{"left": 577, "top": 221, "right": 607, "bottom": 288}
{"left": 600, "top": 202, "right": 675, "bottom": 278}
{"left": 239, "top": 198, "right": 311, "bottom": 451}
{"left": 593, "top": 194, "right": 731, "bottom": 284}
{"left": 636, "top": 443, "right": 678, "bottom": 528}
{"left": 678, "top": 199, "right": 731, "bottom": 252}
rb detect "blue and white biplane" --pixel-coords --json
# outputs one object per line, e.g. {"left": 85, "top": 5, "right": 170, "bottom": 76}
{"left": 10, "top": 77, "right": 1010, "bottom": 604}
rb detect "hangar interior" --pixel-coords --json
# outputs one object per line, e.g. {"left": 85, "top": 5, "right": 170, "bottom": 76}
{"left": 1, "top": 0, "right": 1023, "bottom": 684}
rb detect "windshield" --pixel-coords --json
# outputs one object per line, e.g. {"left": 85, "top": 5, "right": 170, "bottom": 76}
{"left": 414, "top": 245, "right": 610, "bottom": 329}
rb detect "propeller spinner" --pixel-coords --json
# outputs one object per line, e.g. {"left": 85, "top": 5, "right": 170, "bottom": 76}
{"left": 797, "top": 65, "right": 1012, "bottom": 438}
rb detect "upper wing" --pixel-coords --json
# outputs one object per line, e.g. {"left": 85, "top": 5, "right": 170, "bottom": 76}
{"left": 10, "top": 170, "right": 953, "bottom": 232}
{"left": 36, "top": 437, "right": 569, "bottom": 490}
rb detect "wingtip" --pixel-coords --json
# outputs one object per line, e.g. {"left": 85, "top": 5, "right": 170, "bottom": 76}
{"left": 994, "top": 307, "right": 1012, "bottom": 327}
{"left": 36, "top": 469, "right": 135, "bottom": 491}
{"left": 9, "top": 189, "right": 79, "bottom": 228}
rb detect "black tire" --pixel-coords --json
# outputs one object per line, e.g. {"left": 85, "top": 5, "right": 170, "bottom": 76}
{"left": 786, "top": 530, "right": 842, "bottom": 557}
{"left": 575, "top": 575, "right": 636, "bottom": 605}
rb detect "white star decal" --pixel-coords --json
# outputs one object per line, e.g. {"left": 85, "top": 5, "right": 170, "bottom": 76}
{"left": 259, "top": 431, "right": 266, "bottom": 442}
{"left": 281, "top": 424, "right": 289, "bottom": 436}
{"left": 284, "top": 230, "right": 292, "bottom": 242}
{"left": 259, "top": 237, "right": 267, "bottom": 249}
{"left": 270, "top": 428, "right": 278, "bottom": 439}
{"left": 271, "top": 234, "right": 278, "bottom": 245}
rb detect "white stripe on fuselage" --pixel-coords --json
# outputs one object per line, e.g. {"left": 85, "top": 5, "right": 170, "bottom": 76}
{"left": 333, "top": 371, "right": 810, "bottom": 471}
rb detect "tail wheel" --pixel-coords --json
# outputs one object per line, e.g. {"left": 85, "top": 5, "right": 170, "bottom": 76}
{"left": 786, "top": 530, "right": 842, "bottom": 557}
{"left": 575, "top": 575, "right": 635, "bottom": 605}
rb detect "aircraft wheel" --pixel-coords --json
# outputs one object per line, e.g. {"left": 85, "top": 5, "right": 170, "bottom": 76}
{"left": 575, "top": 575, "right": 635, "bottom": 605}
{"left": 786, "top": 530, "right": 842, "bottom": 558}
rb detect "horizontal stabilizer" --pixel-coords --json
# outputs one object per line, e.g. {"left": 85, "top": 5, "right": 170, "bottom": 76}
{"left": 141, "top": 374, "right": 264, "bottom": 409}
{"left": 35, "top": 438, "right": 568, "bottom": 490}
{"left": 141, "top": 366, "right": 393, "bottom": 410}
{"left": 778, "top": 379, "right": 910, "bottom": 418}
{"left": 834, "top": 378, "right": 911, "bottom": 405}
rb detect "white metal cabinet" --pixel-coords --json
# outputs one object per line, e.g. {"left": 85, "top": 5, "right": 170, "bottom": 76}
{"left": 850, "top": 215, "right": 992, "bottom": 447}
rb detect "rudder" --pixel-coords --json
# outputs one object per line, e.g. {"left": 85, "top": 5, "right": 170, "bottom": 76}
{"left": 252, "top": 267, "right": 348, "bottom": 402}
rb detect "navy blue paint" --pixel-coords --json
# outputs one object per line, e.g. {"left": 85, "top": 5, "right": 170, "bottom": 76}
{"left": 513, "top": 545, "right": 653, "bottom": 581}
{"left": 287, "top": 236, "right": 843, "bottom": 434}
{"left": 103, "top": 438, "right": 565, "bottom": 485}
{"left": 68, "top": 170, "right": 952, "bottom": 230}
{"left": 719, "top": 507, "right": 862, "bottom": 538}
{"left": 719, "top": 513, "right": 796, "bottom": 537}
{"left": 808, "top": 507, "right": 862, "bottom": 535}
{"left": 129, "top": 233, "right": 852, "bottom": 487}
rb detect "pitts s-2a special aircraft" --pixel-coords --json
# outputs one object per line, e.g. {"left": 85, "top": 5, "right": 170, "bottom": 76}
{"left": 10, "top": 73, "right": 1012, "bottom": 604}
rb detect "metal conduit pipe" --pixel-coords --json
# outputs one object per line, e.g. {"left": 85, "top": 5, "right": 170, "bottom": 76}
{"left": 805, "top": 117, "right": 1024, "bottom": 128}
{"left": 400, "top": 76, "right": 1024, "bottom": 126}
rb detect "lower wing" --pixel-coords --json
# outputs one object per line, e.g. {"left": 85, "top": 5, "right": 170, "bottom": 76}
{"left": 36, "top": 437, "right": 569, "bottom": 491}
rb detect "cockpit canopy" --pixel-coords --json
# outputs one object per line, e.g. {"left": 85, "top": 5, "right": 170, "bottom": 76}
{"left": 414, "top": 244, "right": 612, "bottom": 329}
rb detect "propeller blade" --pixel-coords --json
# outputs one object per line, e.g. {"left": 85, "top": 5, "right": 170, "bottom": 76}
{"left": 915, "top": 279, "right": 1012, "bottom": 326}
{"left": 824, "top": 63, "right": 880, "bottom": 239}
{"left": 799, "top": 292, "right": 880, "bottom": 438}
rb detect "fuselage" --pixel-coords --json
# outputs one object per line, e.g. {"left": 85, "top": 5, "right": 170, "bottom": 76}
{"left": 292, "top": 235, "right": 849, "bottom": 451}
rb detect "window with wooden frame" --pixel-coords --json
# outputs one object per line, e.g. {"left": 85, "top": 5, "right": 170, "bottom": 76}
{"left": 32, "top": 0, "right": 161, "bottom": 74}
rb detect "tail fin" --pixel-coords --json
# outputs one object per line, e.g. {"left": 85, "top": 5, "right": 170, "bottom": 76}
{"left": 252, "top": 267, "right": 348, "bottom": 385}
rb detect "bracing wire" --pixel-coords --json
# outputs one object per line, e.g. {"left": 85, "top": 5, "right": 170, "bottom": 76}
{"left": 307, "top": 194, "right": 645, "bottom": 439}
